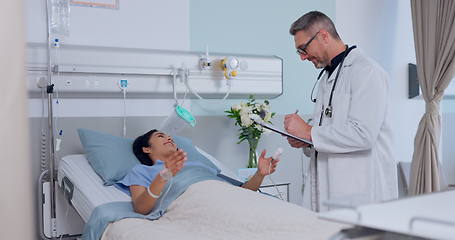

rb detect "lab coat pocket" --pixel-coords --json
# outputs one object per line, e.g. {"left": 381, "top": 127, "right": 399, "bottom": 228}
{"left": 327, "top": 153, "right": 372, "bottom": 206}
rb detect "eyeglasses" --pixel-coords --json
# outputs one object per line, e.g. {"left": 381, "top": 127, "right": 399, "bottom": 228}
{"left": 296, "top": 31, "right": 319, "bottom": 56}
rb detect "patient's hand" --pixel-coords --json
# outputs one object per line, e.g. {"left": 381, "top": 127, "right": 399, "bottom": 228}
{"left": 257, "top": 150, "right": 279, "bottom": 176}
{"left": 165, "top": 149, "right": 187, "bottom": 176}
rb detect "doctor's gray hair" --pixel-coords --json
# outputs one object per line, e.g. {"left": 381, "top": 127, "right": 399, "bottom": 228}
{"left": 289, "top": 11, "right": 340, "bottom": 40}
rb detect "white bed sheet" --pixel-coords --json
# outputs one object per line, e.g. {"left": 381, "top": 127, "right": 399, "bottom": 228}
{"left": 102, "top": 180, "right": 348, "bottom": 240}
{"left": 58, "top": 154, "right": 130, "bottom": 222}
{"left": 58, "top": 154, "right": 348, "bottom": 240}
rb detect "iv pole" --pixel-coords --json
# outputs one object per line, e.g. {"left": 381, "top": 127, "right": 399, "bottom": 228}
{"left": 45, "top": 0, "right": 58, "bottom": 238}
{"left": 39, "top": 0, "right": 81, "bottom": 239}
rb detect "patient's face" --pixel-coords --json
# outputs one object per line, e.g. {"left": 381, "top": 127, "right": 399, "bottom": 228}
{"left": 144, "top": 131, "right": 177, "bottom": 160}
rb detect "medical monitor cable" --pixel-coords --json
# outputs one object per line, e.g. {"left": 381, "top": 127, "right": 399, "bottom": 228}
{"left": 178, "top": 67, "right": 189, "bottom": 106}
{"left": 58, "top": 188, "right": 71, "bottom": 240}
{"left": 148, "top": 168, "right": 173, "bottom": 208}
{"left": 222, "top": 80, "right": 231, "bottom": 100}
{"left": 251, "top": 119, "right": 284, "bottom": 200}
{"left": 117, "top": 79, "right": 129, "bottom": 138}
{"left": 122, "top": 88, "right": 127, "bottom": 138}
{"left": 40, "top": 87, "right": 48, "bottom": 172}
{"left": 182, "top": 67, "right": 205, "bottom": 100}
{"left": 172, "top": 68, "right": 190, "bottom": 106}
{"left": 182, "top": 84, "right": 188, "bottom": 106}
{"left": 183, "top": 66, "right": 233, "bottom": 100}
{"left": 269, "top": 148, "right": 284, "bottom": 201}
{"left": 172, "top": 68, "right": 180, "bottom": 105}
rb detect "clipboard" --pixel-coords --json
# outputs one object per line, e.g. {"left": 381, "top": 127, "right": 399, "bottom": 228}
{"left": 258, "top": 122, "right": 313, "bottom": 146}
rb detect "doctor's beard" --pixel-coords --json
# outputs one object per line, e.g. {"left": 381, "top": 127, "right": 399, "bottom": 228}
{"left": 305, "top": 54, "right": 323, "bottom": 69}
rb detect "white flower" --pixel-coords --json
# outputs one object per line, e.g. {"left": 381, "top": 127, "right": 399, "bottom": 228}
{"left": 232, "top": 104, "right": 241, "bottom": 111}
{"left": 240, "top": 106, "right": 252, "bottom": 116}
{"left": 261, "top": 104, "right": 270, "bottom": 111}
{"left": 240, "top": 102, "right": 248, "bottom": 108}
{"left": 249, "top": 113, "right": 261, "bottom": 123}
{"left": 240, "top": 114, "right": 253, "bottom": 127}
{"left": 264, "top": 112, "right": 272, "bottom": 122}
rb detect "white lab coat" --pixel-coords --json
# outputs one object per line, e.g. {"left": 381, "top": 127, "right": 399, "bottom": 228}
{"left": 302, "top": 48, "right": 398, "bottom": 212}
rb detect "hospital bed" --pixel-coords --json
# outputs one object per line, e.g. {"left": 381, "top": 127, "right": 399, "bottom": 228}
{"left": 56, "top": 150, "right": 455, "bottom": 240}
{"left": 55, "top": 126, "right": 453, "bottom": 240}
{"left": 57, "top": 151, "right": 347, "bottom": 240}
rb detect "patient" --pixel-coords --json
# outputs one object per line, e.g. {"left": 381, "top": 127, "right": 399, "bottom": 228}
{"left": 118, "top": 129, "right": 279, "bottom": 215}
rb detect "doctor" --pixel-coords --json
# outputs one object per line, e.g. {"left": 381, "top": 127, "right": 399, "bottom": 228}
{"left": 284, "top": 11, "right": 398, "bottom": 211}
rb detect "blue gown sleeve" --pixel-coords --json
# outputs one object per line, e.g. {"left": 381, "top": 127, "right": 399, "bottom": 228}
{"left": 117, "top": 165, "right": 159, "bottom": 188}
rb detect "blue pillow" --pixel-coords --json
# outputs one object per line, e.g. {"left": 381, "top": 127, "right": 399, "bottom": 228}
{"left": 172, "top": 135, "right": 221, "bottom": 174}
{"left": 77, "top": 129, "right": 139, "bottom": 186}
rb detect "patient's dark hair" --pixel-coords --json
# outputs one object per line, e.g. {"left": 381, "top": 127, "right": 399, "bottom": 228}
{"left": 132, "top": 129, "right": 158, "bottom": 166}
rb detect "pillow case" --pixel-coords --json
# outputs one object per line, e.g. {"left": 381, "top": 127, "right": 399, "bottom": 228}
{"left": 77, "top": 128, "right": 220, "bottom": 185}
{"left": 77, "top": 128, "right": 139, "bottom": 185}
{"left": 172, "top": 135, "right": 221, "bottom": 174}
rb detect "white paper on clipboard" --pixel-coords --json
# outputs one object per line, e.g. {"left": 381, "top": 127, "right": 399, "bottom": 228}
{"left": 258, "top": 122, "right": 313, "bottom": 146}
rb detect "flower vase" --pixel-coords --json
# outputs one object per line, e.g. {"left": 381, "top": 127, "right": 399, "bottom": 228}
{"left": 247, "top": 137, "right": 259, "bottom": 168}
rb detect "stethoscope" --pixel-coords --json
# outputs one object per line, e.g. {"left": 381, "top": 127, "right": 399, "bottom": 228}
{"left": 310, "top": 45, "right": 356, "bottom": 119}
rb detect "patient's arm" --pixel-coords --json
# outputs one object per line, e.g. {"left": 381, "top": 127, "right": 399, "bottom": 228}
{"left": 241, "top": 150, "right": 279, "bottom": 191}
{"left": 241, "top": 171, "right": 265, "bottom": 191}
{"left": 130, "top": 175, "right": 168, "bottom": 215}
{"left": 130, "top": 150, "right": 186, "bottom": 214}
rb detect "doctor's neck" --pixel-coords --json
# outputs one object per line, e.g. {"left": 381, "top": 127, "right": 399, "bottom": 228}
{"left": 326, "top": 40, "right": 346, "bottom": 66}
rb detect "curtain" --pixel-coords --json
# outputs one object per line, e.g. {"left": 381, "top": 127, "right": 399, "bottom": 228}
{"left": 409, "top": 0, "right": 455, "bottom": 195}
{"left": 0, "top": 1, "right": 35, "bottom": 239}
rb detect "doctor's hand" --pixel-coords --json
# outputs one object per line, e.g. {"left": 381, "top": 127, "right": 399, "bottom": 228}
{"left": 284, "top": 113, "right": 312, "bottom": 143}
{"left": 286, "top": 137, "right": 310, "bottom": 149}
{"left": 257, "top": 150, "right": 279, "bottom": 176}
{"left": 165, "top": 149, "right": 187, "bottom": 176}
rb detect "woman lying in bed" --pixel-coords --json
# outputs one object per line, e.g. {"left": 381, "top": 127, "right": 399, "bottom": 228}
{"left": 118, "top": 129, "right": 280, "bottom": 215}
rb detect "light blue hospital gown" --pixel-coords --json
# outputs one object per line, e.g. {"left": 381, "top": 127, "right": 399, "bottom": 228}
{"left": 116, "top": 160, "right": 226, "bottom": 195}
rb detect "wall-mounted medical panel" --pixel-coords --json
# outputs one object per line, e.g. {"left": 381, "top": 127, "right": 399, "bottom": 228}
{"left": 27, "top": 43, "right": 283, "bottom": 99}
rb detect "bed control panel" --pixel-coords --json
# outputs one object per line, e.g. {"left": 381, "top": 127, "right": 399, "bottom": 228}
{"left": 61, "top": 176, "right": 74, "bottom": 204}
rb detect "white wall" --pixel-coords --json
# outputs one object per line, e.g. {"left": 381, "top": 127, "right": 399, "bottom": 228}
{"left": 336, "top": 0, "right": 425, "bottom": 166}
{"left": 25, "top": 0, "right": 189, "bottom": 49}
{"left": 26, "top": 0, "right": 190, "bottom": 117}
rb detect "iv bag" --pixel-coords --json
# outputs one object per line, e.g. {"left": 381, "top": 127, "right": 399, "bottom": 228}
{"left": 50, "top": 0, "right": 70, "bottom": 40}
